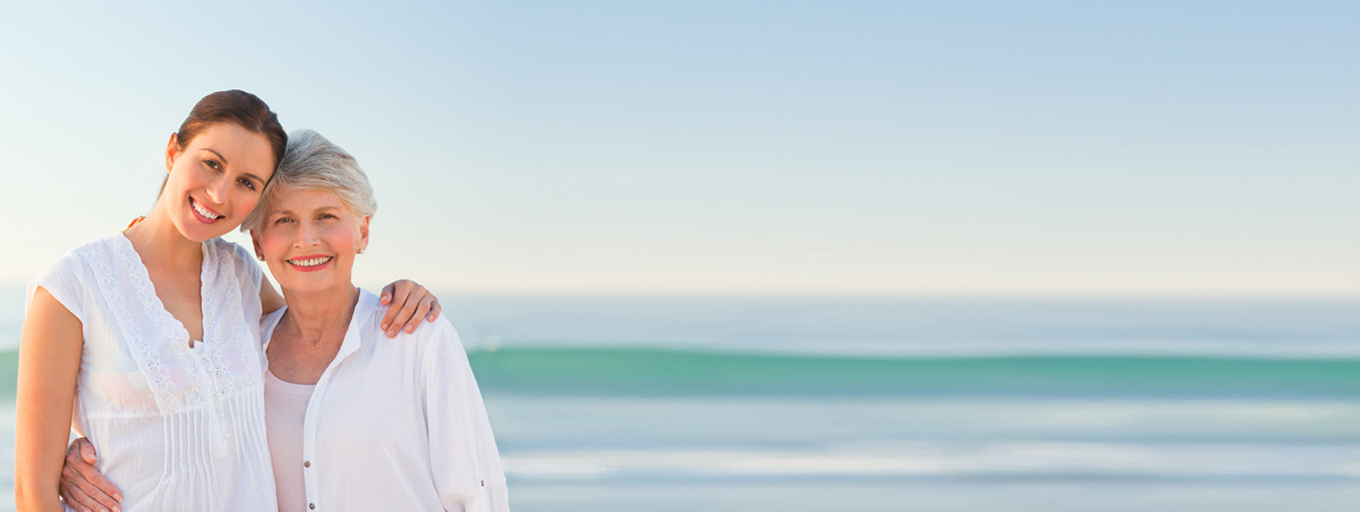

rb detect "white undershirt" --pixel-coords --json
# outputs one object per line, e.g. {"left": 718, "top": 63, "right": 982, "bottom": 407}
{"left": 264, "top": 369, "right": 315, "bottom": 512}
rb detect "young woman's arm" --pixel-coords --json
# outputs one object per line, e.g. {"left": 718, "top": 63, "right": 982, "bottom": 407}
{"left": 259, "top": 276, "right": 442, "bottom": 338}
{"left": 259, "top": 273, "right": 286, "bottom": 314}
{"left": 15, "top": 288, "right": 85, "bottom": 512}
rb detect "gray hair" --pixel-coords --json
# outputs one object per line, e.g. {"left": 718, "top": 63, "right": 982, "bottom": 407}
{"left": 241, "top": 129, "right": 377, "bottom": 232}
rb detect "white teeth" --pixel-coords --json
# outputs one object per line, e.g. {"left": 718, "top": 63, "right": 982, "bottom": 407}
{"left": 288, "top": 256, "right": 333, "bottom": 267}
{"left": 191, "top": 199, "right": 223, "bottom": 219}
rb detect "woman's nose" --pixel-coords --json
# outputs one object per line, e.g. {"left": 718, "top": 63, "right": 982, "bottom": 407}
{"left": 295, "top": 222, "right": 319, "bottom": 247}
{"left": 206, "top": 175, "right": 231, "bottom": 204}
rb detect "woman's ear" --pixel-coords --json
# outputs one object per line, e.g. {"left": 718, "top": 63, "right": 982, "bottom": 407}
{"left": 356, "top": 215, "right": 371, "bottom": 254}
{"left": 164, "top": 133, "right": 181, "bottom": 173}
{"left": 251, "top": 230, "right": 265, "bottom": 261}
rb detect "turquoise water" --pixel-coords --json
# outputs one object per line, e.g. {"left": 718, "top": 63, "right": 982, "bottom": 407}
{"left": 3, "top": 290, "right": 1360, "bottom": 511}
{"left": 469, "top": 348, "right": 1360, "bottom": 398}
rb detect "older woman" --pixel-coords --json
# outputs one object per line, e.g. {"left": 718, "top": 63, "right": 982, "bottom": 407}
{"left": 61, "top": 129, "right": 509, "bottom": 512}
{"left": 248, "top": 130, "right": 508, "bottom": 512}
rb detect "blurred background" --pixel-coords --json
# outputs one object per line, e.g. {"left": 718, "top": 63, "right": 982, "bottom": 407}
{"left": 2, "top": 1, "right": 1359, "bottom": 510}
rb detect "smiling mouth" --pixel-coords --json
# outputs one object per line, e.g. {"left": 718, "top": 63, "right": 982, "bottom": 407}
{"left": 190, "top": 197, "right": 224, "bottom": 220}
{"left": 288, "top": 256, "right": 334, "bottom": 267}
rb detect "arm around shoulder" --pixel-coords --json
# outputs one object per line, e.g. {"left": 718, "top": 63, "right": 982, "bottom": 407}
{"left": 15, "top": 287, "right": 85, "bottom": 512}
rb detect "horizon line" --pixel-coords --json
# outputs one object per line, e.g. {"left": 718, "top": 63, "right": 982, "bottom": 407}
{"left": 2, "top": 281, "right": 1357, "bottom": 301}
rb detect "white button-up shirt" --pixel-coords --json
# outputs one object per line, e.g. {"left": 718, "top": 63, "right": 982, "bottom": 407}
{"left": 262, "top": 289, "right": 509, "bottom": 512}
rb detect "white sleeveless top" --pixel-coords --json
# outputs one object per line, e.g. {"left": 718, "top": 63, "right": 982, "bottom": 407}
{"left": 27, "top": 234, "right": 278, "bottom": 512}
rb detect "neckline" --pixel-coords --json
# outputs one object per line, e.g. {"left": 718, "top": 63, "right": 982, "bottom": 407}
{"left": 114, "top": 233, "right": 210, "bottom": 348}
{"left": 261, "top": 289, "right": 380, "bottom": 386}
{"left": 265, "top": 368, "right": 317, "bottom": 394}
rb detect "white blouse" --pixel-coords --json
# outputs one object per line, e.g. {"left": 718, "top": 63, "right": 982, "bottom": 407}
{"left": 27, "top": 234, "right": 277, "bottom": 512}
{"left": 261, "top": 289, "right": 509, "bottom": 512}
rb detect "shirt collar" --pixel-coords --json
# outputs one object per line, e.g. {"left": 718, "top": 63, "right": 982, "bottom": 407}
{"left": 333, "top": 288, "right": 382, "bottom": 365}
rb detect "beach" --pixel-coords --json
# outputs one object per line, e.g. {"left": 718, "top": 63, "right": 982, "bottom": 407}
{"left": 3, "top": 290, "right": 1359, "bottom": 510}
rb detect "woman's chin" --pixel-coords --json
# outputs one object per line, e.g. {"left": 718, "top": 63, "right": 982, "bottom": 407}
{"left": 274, "top": 274, "right": 354, "bottom": 297}
{"left": 171, "top": 217, "right": 232, "bottom": 243}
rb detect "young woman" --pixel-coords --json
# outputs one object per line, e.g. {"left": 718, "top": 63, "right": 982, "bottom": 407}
{"left": 17, "top": 91, "right": 441, "bottom": 512}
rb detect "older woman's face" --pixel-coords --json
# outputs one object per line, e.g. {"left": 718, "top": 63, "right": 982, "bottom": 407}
{"left": 252, "top": 187, "right": 369, "bottom": 295}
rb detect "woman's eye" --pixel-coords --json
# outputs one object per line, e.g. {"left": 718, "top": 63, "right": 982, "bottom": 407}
{"left": 238, "top": 178, "right": 256, "bottom": 191}
{"left": 205, "top": 159, "right": 221, "bottom": 171}
{"left": 319, "top": 213, "right": 337, "bottom": 220}
{"left": 273, "top": 217, "right": 293, "bottom": 224}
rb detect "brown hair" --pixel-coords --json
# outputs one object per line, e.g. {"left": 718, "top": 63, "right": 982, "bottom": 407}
{"left": 176, "top": 89, "right": 287, "bottom": 168}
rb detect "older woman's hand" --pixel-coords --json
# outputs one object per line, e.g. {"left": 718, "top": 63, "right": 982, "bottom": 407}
{"left": 59, "top": 438, "right": 122, "bottom": 512}
{"left": 379, "top": 279, "right": 442, "bottom": 338}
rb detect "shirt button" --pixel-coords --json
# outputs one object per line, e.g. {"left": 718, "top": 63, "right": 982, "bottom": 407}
{"left": 309, "top": 504, "right": 315, "bottom": 510}
{"left": 304, "top": 460, "right": 311, "bottom": 468}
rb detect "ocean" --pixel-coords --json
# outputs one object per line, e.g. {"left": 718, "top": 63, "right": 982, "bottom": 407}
{"left": 2, "top": 290, "right": 1359, "bottom": 511}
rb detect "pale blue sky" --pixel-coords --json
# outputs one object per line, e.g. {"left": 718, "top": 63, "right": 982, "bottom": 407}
{"left": 1, "top": 1, "right": 1356, "bottom": 295}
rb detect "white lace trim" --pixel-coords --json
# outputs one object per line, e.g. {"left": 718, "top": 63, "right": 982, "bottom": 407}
{"left": 86, "top": 235, "right": 259, "bottom": 413}
{"left": 87, "top": 237, "right": 180, "bottom": 410}
{"left": 203, "top": 241, "right": 248, "bottom": 400}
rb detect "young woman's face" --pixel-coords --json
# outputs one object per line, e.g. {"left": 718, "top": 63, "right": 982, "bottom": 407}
{"left": 252, "top": 187, "right": 370, "bottom": 295}
{"left": 163, "top": 123, "right": 275, "bottom": 242}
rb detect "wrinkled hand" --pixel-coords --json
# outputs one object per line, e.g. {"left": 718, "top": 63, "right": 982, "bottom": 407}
{"left": 379, "top": 279, "right": 441, "bottom": 338}
{"left": 60, "top": 437, "right": 123, "bottom": 512}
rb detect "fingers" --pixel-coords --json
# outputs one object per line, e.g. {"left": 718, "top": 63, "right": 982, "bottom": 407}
{"left": 67, "top": 437, "right": 88, "bottom": 461}
{"left": 380, "top": 280, "right": 415, "bottom": 334}
{"left": 77, "top": 456, "right": 124, "bottom": 505}
{"left": 427, "top": 298, "right": 442, "bottom": 322}
{"left": 60, "top": 488, "right": 97, "bottom": 512}
{"left": 380, "top": 282, "right": 397, "bottom": 306}
{"left": 398, "top": 295, "right": 435, "bottom": 335}
{"left": 61, "top": 463, "right": 120, "bottom": 512}
{"left": 65, "top": 438, "right": 92, "bottom": 468}
{"left": 79, "top": 437, "right": 98, "bottom": 464}
{"left": 62, "top": 438, "right": 123, "bottom": 510}
{"left": 386, "top": 283, "right": 427, "bottom": 338}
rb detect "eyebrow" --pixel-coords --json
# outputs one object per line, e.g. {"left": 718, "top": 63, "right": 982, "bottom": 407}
{"left": 202, "top": 148, "right": 229, "bottom": 166}
{"left": 202, "top": 148, "right": 266, "bottom": 185}
{"left": 271, "top": 205, "right": 342, "bottom": 216}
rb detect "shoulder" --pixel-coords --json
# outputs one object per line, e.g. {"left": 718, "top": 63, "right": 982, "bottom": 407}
{"left": 206, "top": 238, "right": 258, "bottom": 266}
{"left": 356, "top": 288, "right": 464, "bottom": 352}
{"left": 32, "top": 234, "right": 129, "bottom": 285}
{"left": 417, "top": 316, "right": 462, "bottom": 346}
{"left": 27, "top": 234, "right": 124, "bottom": 315}
{"left": 205, "top": 238, "right": 264, "bottom": 283}
{"left": 48, "top": 233, "right": 124, "bottom": 266}
{"left": 411, "top": 316, "right": 470, "bottom": 373}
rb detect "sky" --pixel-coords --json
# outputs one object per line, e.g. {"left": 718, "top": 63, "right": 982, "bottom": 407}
{"left": 0, "top": 1, "right": 1356, "bottom": 296}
